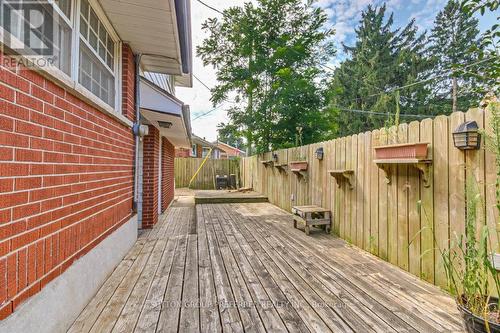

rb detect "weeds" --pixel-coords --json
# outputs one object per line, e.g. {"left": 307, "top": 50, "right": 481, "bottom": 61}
{"left": 437, "top": 177, "right": 499, "bottom": 323}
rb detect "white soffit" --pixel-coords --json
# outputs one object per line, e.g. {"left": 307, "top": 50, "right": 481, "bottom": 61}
{"left": 99, "top": 0, "right": 183, "bottom": 75}
{"left": 175, "top": 73, "right": 193, "bottom": 88}
{"left": 139, "top": 79, "right": 190, "bottom": 148}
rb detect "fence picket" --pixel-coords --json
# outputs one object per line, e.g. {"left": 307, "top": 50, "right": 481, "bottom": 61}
{"left": 397, "top": 123, "right": 409, "bottom": 271}
{"left": 408, "top": 121, "right": 421, "bottom": 277}
{"left": 174, "top": 158, "right": 239, "bottom": 189}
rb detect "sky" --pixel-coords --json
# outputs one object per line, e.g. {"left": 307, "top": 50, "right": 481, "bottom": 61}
{"left": 176, "top": 0, "right": 498, "bottom": 142}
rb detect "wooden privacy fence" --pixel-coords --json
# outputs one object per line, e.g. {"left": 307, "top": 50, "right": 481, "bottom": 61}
{"left": 175, "top": 158, "right": 239, "bottom": 189}
{"left": 240, "top": 107, "right": 498, "bottom": 290}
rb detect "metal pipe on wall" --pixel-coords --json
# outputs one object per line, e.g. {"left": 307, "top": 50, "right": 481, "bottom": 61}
{"left": 133, "top": 53, "right": 143, "bottom": 228}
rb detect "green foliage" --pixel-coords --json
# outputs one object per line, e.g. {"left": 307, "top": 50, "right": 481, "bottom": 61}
{"left": 292, "top": 127, "right": 306, "bottom": 160}
{"left": 412, "top": 167, "right": 500, "bottom": 319}
{"left": 217, "top": 122, "right": 245, "bottom": 151}
{"left": 440, "top": 177, "right": 500, "bottom": 319}
{"left": 198, "top": 0, "right": 336, "bottom": 154}
{"left": 327, "top": 0, "right": 491, "bottom": 138}
{"left": 327, "top": 4, "right": 432, "bottom": 137}
{"left": 461, "top": 0, "right": 500, "bottom": 95}
{"left": 427, "top": 0, "right": 482, "bottom": 112}
{"left": 492, "top": 103, "right": 500, "bottom": 222}
{"left": 483, "top": 102, "right": 500, "bottom": 250}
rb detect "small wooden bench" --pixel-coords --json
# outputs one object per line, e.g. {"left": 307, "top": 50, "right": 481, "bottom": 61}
{"left": 292, "top": 205, "right": 331, "bottom": 235}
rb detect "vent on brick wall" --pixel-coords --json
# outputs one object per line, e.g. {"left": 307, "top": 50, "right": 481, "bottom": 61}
{"left": 158, "top": 121, "right": 173, "bottom": 129}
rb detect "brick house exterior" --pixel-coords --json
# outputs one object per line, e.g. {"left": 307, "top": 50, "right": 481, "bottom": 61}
{"left": 0, "top": 47, "right": 137, "bottom": 318}
{"left": 0, "top": 0, "right": 192, "bottom": 329}
{"left": 161, "top": 138, "right": 175, "bottom": 211}
{"left": 175, "top": 134, "right": 218, "bottom": 158}
{"left": 142, "top": 126, "right": 160, "bottom": 229}
{"left": 216, "top": 141, "right": 246, "bottom": 159}
{"left": 175, "top": 147, "right": 192, "bottom": 158}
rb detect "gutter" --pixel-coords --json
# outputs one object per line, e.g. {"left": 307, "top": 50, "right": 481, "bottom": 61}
{"left": 133, "top": 53, "right": 143, "bottom": 227}
{"left": 182, "top": 105, "right": 192, "bottom": 142}
{"left": 174, "top": 0, "right": 192, "bottom": 75}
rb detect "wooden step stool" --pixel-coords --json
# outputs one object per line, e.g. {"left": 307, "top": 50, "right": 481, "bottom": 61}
{"left": 292, "top": 205, "right": 331, "bottom": 235}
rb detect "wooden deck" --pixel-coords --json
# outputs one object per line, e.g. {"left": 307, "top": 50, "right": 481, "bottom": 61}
{"left": 69, "top": 199, "right": 464, "bottom": 332}
{"left": 194, "top": 190, "right": 268, "bottom": 204}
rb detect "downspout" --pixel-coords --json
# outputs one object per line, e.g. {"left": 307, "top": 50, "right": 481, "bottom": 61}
{"left": 133, "top": 53, "right": 143, "bottom": 228}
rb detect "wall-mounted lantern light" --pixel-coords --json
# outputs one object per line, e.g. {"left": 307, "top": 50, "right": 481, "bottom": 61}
{"left": 315, "top": 147, "right": 324, "bottom": 160}
{"left": 272, "top": 153, "right": 279, "bottom": 163}
{"left": 453, "top": 121, "right": 481, "bottom": 150}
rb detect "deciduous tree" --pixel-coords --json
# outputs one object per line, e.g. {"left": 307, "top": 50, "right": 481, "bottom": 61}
{"left": 198, "top": 0, "right": 335, "bottom": 154}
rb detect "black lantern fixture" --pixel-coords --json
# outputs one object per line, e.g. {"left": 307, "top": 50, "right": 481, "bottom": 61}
{"left": 272, "top": 153, "right": 279, "bottom": 163}
{"left": 453, "top": 121, "right": 481, "bottom": 150}
{"left": 315, "top": 147, "right": 324, "bottom": 160}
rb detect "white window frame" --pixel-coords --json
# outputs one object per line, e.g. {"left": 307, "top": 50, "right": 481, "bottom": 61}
{"left": 202, "top": 147, "right": 211, "bottom": 158}
{"left": 0, "top": 0, "right": 123, "bottom": 114}
{"left": 73, "top": 0, "right": 122, "bottom": 113}
{"left": 0, "top": 0, "right": 73, "bottom": 74}
{"left": 50, "top": 0, "right": 72, "bottom": 26}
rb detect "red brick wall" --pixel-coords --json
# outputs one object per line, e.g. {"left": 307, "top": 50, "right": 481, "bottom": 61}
{"left": 161, "top": 138, "right": 174, "bottom": 212}
{"left": 142, "top": 126, "right": 159, "bottom": 228}
{"left": 0, "top": 46, "right": 136, "bottom": 319}
{"left": 175, "top": 144, "right": 204, "bottom": 158}
{"left": 175, "top": 148, "right": 190, "bottom": 158}
{"left": 121, "top": 45, "right": 136, "bottom": 123}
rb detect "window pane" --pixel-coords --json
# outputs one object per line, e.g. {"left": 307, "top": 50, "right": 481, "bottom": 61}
{"left": 80, "top": 16, "right": 88, "bottom": 39}
{"left": 106, "top": 36, "right": 114, "bottom": 55}
{"left": 80, "top": 0, "right": 89, "bottom": 18}
{"left": 81, "top": 73, "right": 90, "bottom": 88}
{"left": 89, "top": 9, "right": 98, "bottom": 32}
{"left": 53, "top": 22, "right": 72, "bottom": 74}
{"left": 89, "top": 31, "right": 98, "bottom": 49}
{"left": 99, "top": 42, "right": 106, "bottom": 59}
{"left": 0, "top": 1, "right": 72, "bottom": 75}
{"left": 106, "top": 52, "right": 113, "bottom": 68}
{"left": 54, "top": 0, "right": 71, "bottom": 19}
{"left": 98, "top": 23, "right": 106, "bottom": 42}
{"left": 79, "top": 0, "right": 115, "bottom": 71}
{"left": 79, "top": 42, "right": 115, "bottom": 107}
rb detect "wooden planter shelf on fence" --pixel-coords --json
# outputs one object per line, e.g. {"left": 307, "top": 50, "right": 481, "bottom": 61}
{"left": 291, "top": 169, "right": 308, "bottom": 180}
{"left": 328, "top": 169, "right": 355, "bottom": 189}
{"left": 261, "top": 160, "right": 274, "bottom": 167}
{"left": 273, "top": 163, "right": 288, "bottom": 173}
{"left": 374, "top": 158, "right": 433, "bottom": 187}
{"left": 374, "top": 142, "right": 429, "bottom": 160}
{"left": 289, "top": 161, "right": 308, "bottom": 180}
{"left": 289, "top": 161, "right": 308, "bottom": 170}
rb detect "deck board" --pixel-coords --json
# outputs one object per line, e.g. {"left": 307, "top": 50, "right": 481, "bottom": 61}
{"left": 69, "top": 199, "right": 464, "bottom": 333}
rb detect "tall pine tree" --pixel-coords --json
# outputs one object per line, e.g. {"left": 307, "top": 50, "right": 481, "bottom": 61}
{"left": 328, "top": 5, "right": 430, "bottom": 137}
{"left": 428, "top": 0, "right": 481, "bottom": 113}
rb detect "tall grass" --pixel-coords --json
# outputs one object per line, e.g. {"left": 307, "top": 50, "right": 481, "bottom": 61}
{"left": 442, "top": 177, "right": 499, "bottom": 313}
{"left": 413, "top": 173, "right": 499, "bottom": 325}
{"left": 483, "top": 102, "right": 500, "bottom": 252}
